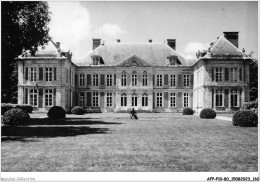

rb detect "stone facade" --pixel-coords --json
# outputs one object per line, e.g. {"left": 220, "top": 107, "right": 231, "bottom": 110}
{"left": 17, "top": 32, "right": 252, "bottom": 113}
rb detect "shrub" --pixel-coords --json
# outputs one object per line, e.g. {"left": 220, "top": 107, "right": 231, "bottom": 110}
{"left": 1, "top": 103, "right": 13, "bottom": 115}
{"left": 1, "top": 103, "right": 33, "bottom": 115}
{"left": 71, "top": 106, "right": 85, "bottom": 115}
{"left": 232, "top": 110, "right": 258, "bottom": 127}
{"left": 183, "top": 107, "right": 194, "bottom": 115}
{"left": 242, "top": 99, "right": 258, "bottom": 115}
{"left": 2, "top": 108, "right": 30, "bottom": 126}
{"left": 47, "top": 106, "right": 66, "bottom": 119}
{"left": 15, "top": 104, "right": 33, "bottom": 113}
{"left": 200, "top": 108, "right": 216, "bottom": 119}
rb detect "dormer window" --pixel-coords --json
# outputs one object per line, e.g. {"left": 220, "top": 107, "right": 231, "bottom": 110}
{"left": 92, "top": 56, "right": 104, "bottom": 65}
{"left": 168, "top": 56, "right": 181, "bottom": 66}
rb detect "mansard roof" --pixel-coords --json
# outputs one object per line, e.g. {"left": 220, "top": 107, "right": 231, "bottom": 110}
{"left": 83, "top": 43, "right": 193, "bottom": 66}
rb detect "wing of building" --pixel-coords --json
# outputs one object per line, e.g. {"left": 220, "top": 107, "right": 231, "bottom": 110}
{"left": 17, "top": 32, "right": 252, "bottom": 113}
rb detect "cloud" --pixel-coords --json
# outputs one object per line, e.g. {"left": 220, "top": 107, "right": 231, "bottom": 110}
{"left": 183, "top": 42, "right": 209, "bottom": 59}
{"left": 44, "top": 2, "right": 91, "bottom": 58}
{"left": 98, "top": 24, "right": 125, "bottom": 36}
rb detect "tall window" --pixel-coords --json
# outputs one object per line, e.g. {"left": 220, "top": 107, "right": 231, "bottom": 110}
{"left": 93, "top": 74, "right": 98, "bottom": 86}
{"left": 121, "top": 93, "right": 127, "bottom": 106}
{"left": 216, "top": 90, "right": 223, "bottom": 107}
{"left": 93, "top": 92, "right": 99, "bottom": 107}
{"left": 142, "top": 93, "right": 148, "bottom": 106}
{"left": 107, "top": 74, "right": 112, "bottom": 86}
{"left": 30, "top": 67, "right": 37, "bottom": 81}
{"left": 80, "top": 93, "right": 85, "bottom": 107}
{"left": 230, "top": 68, "right": 238, "bottom": 82}
{"left": 142, "top": 71, "right": 147, "bottom": 86}
{"left": 170, "top": 75, "right": 176, "bottom": 86}
{"left": 157, "top": 75, "right": 162, "bottom": 86}
{"left": 30, "top": 89, "right": 37, "bottom": 106}
{"left": 93, "top": 57, "right": 100, "bottom": 65}
{"left": 231, "top": 90, "right": 238, "bottom": 107}
{"left": 79, "top": 74, "right": 85, "bottom": 87}
{"left": 121, "top": 72, "right": 126, "bottom": 86}
{"left": 45, "top": 67, "right": 53, "bottom": 81}
{"left": 215, "top": 68, "right": 223, "bottom": 82}
{"left": 107, "top": 93, "right": 112, "bottom": 107}
{"left": 156, "top": 93, "right": 162, "bottom": 107}
{"left": 132, "top": 93, "right": 137, "bottom": 106}
{"left": 170, "top": 93, "right": 176, "bottom": 107}
{"left": 183, "top": 93, "right": 189, "bottom": 107}
{"left": 184, "top": 74, "right": 190, "bottom": 87}
{"left": 132, "top": 72, "right": 137, "bottom": 86}
{"left": 45, "top": 89, "right": 53, "bottom": 106}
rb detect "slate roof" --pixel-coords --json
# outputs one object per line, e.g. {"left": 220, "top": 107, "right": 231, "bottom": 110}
{"left": 82, "top": 43, "right": 193, "bottom": 66}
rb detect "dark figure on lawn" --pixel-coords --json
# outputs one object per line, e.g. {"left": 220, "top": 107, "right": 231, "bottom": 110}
{"left": 130, "top": 108, "right": 138, "bottom": 119}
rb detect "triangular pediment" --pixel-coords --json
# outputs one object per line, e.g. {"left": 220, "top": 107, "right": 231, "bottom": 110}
{"left": 115, "top": 55, "right": 152, "bottom": 67}
{"left": 210, "top": 36, "right": 243, "bottom": 56}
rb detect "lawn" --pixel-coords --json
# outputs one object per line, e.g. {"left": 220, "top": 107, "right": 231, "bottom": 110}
{"left": 1, "top": 113, "right": 258, "bottom": 172}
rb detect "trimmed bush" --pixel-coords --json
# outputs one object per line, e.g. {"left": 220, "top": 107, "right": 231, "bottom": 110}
{"left": 1, "top": 103, "right": 33, "bottom": 115}
{"left": 15, "top": 104, "right": 33, "bottom": 114}
{"left": 183, "top": 107, "right": 194, "bottom": 115}
{"left": 47, "top": 106, "right": 66, "bottom": 119}
{"left": 200, "top": 108, "right": 216, "bottom": 119}
{"left": 71, "top": 106, "right": 85, "bottom": 115}
{"left": 232, "top": 110, "right": 258, "bottom": 127}
{"left": 2, "top": 108, "right": 30, "bottom": 126}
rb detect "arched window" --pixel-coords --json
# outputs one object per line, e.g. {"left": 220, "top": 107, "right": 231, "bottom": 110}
{"left": 121, "top": 93, "right": 127, "bottom": 106}
{"left": 132, "top": 93, "right": 137, "bottom": 106}
{"left": 142, "top": 93, "right": 148, "bottom": 106}
{"left": 121, "top": 72, "right": 126, "bottom": 86}
{"left": 142, "top": 71, "right": 147, "bottom": 86}
{"left": 132, "top": 71, "right": 137, "bottom": 86}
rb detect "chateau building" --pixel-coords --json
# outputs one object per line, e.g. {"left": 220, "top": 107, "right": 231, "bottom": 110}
{"left": 17, "top": 32, "right": 252, "bottom": 113}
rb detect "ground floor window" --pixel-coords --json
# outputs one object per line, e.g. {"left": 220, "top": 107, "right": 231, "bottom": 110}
{"left": 107, "top": 93, "right": 112, "bottom": 107}
{"left": 30, "top": 89, "right": 38, "bottom": 106}
{"left": 80, "top": 93, "right": 85, "bottom": 107}
{"left": 183, "top": 93, "right": 189, "bottom": 107}
{"left": 93, "top": 92, "right": 99, "bottom": 107}
{"left": 45, "top": 89, "right": 53, "bottom": 107}
{"left": 121, "top": 93, "right": 127, "bottom": 106}
{"left": 216, "top": 90, "right": 223, "bottom": 107}
{"left": 142, "top": 93, "right": 148, "bottom": 106}
{"left": 170, "top": 93, "right": 176, "bottom": 107}
{"left": 156, "top": 93, "right": 162, "bottom": 107}
{"left": 132, "top": 93, "right": 137, "bottom": 106}
{"left": 231, "top": 90, "right": 238, "bottom": 107}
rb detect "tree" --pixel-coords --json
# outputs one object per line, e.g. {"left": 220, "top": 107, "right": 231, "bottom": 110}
{"left": 249, "top": 58, "right": 258, "bottom": 101}
{"left": 1, "top": 1, "right": 51, "bottom": 103}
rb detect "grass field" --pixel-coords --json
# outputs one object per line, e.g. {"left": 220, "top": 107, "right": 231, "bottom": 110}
{"left": 1, "top": 113, "right": 258, "bottom": 172}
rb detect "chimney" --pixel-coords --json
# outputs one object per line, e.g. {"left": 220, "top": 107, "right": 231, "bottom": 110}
{"left": 93, "top": 38, "right": 101, "bottom": 50}
{"left": 167, "top": 39, "right": 176, "bottom": 50}
{"left": 223, "top": 32, "right": 239, "bottom": 48}
{"left": 117, "top": 39, "right": 120, "bottom": 43}
{"left": 149, "top": 39, "right": 152, "bottom": 43}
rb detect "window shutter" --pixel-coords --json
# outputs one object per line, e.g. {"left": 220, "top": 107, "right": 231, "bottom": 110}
{"left": 164, "top": 74, "right": 168, "bottom": 86}
{"left": 25, "top": 67, "right": 28, "bottom": 81}
{"left": 177, "top": 74, "right": 182, "bottom": 88}
{"left": 190, "top": 74, "right": 193, "bottom": 87}
{"left": 87, "top": 92, "right": 92, "bottom": 106}
{"left": 75, "top": 92, "right": 78, "bottom": 106}
{"left": 153, "top": 75, "right": 155, "bottom": 86}
{"left": 100, "top": 92, "right": 105, "bottom": 108}
{"left": 212, "top": 68, "right": 214, "bottom": 81}
{"left": 225, "top": 68, "right": 229, "bottom": 81}
{"left": 114, "top": 74, "right": 116, "bottom": 85}
{"left": 177, "top": 92, "right": 182, "bottom": 109}
{"left": 224, "top": 89, "right": 229, "bottom": 108}
{"left": 239, "top": 67, "right": 242, "bottom": 81}
{"left": 212, "top": 89, "right": 214, "bottom": 108}
{"left": 54, "top": 88, "right": 56, "bottom": 106}
{"left": 54, "top": 67, "right": 56, "bottom": 80}
{"left": 100, "top": 74, "right": 105, "bottom": 85}
{"left": 75, "top": 74, "right": 78, "bottom": 86}
{"left": 39, "top": 88, "right": 43, "bottom": 108}
{"left": 87, "top": 74, "right": 91, "bottom": 86}
{"left": 153, "top": 92, "right": 155, "bottom": 108}
{"left": 164, "top": 92, "right": 168, "bottom": 108}
{"left": 25, "top": 88, "right": 28, "bottom": 104}
{"left": 39, "top": 67, "right": 43, "bottom": 81}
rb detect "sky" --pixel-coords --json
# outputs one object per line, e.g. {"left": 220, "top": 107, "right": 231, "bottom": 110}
{"left": 45, "top": 1, "right": 258, "bottom": 64}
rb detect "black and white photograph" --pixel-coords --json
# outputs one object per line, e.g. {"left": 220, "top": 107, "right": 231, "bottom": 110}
{"left": 1, "top": 1, "right": 258, "bottom": 181}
